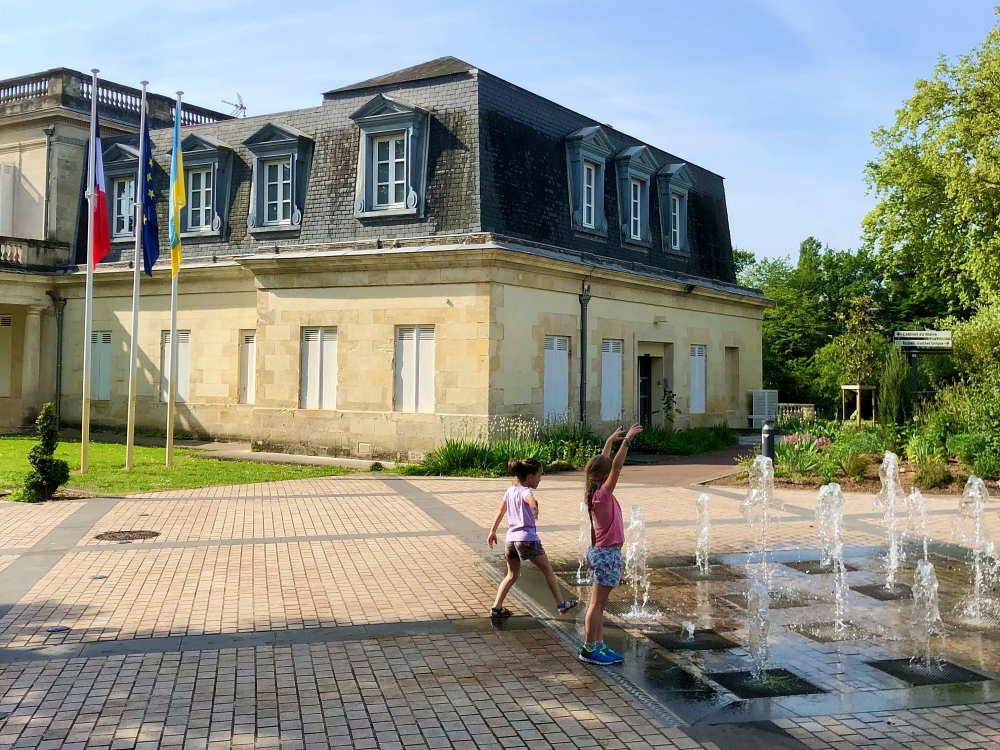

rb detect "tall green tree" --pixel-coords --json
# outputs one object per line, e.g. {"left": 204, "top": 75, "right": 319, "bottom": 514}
{"left": 864, "top": 13, "right": 1000, "bottom": 316}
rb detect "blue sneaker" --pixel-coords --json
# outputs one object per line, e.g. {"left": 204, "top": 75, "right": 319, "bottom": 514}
{"left": 600, "top": 645, "right": 624, "bottom": 663}
{"left": 579, "top": 646, "right": 616, "bottom": 665}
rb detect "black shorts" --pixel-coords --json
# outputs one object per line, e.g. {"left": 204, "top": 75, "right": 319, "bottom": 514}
{"left": 505, "top": 540, "right": 545, "bottom": 560}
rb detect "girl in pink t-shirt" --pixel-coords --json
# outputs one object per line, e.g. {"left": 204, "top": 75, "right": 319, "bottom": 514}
{"left": 580, "top": 423, "right": 643, "bottom": 665}
{"left": 487, "top": 458, "right": 578, "bottom": 618}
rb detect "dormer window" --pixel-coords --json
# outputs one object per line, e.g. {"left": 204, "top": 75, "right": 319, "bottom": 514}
{"left": 350, "top": 94, "right": 431, "bottom": 219}
{"left": 565, "top": 126, "right": 614, "bottom": 237}
{"left": 102, "top": 142, "right": 142, "bottom": 242}
{"left": 244, "top": 122, "right": 314, "bottom": 235}
{"left": 112, "top": 177, "right": 135, "bottom": 238}
{"left": 630, "top": 179, "right": 642, "bottom": 240}
{"left": 186, "top": 167, "right": 213, "bottom": 231}
{"left": 657, "top": 163, "right": 694, "bottom": 256}
{"left": 583, "top": 161, "right": 596, "bottom": 229}
{"left": 615, "top": 145, "right": 658, "bottom": 248}
{"left": 174, "top": 133, "right": 234, "bottom": 239}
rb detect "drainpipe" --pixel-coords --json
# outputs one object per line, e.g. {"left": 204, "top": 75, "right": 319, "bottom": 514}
{"left": 45, "top": 290, "right": 66, "bottom": 429}
{"left": 42, "top": 125, "right": 55, "bottom": 240}
{"left": 579, "top": 282, "right": 591, "bottom": 430}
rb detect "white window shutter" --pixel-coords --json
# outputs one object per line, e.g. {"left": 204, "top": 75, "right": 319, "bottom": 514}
{"left": 416, "top": 326, "right": 434, "bottom": 413}
{"left": 90, "top": 331, "right": 111, "bottom": 401}
{"left": 160, "top": 331, "right": 170, "bottom": 402}
{"left": 177, "top": 331, "right": 191, "bottom": 403}
{"left": 690, "top": 344, "right": 707, "bottom": 415}
{"left": 395, "top": 327, "right": 417, "bottom": 412}
{"left": 320, "top": 328, "right": 337, "bottom": 410}
{"left": 241, "top": 331, "right": 256, "bottom": 405}
{"left": 601, "top": 339, "right": 623, "bottom": 421}
{"left": 543, "top": 335, "right": 570, "bottom": 421}
{"left": 301, "top": 328, "right": 320, "bottom": 409}
{"left": 0, "top": 316, "right": 10, "bottom": 398}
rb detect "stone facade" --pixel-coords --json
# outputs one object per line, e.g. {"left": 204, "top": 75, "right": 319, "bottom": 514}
{"left": 0, "top": 58, "right": 767, "bottom": 454}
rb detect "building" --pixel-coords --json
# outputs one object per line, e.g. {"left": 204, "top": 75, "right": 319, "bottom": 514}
{"left": 0, "top": 58, "right": 767, "bottom": 459}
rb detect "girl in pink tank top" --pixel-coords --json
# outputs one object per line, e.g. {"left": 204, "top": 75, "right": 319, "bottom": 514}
{"left": 486, "top": 458, "right": 578, "bottom": 618}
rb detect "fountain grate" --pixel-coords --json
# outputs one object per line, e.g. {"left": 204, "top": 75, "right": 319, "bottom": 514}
{"left": 782, "top": 560, "right": 859, "bottom": 575}
{"left": 605, "top": 600, "right": 666, "bottom": 619}
{"left": 787, "top": 621, "right": 876, "bottom": 643}
{"left": 707, "top": 668, "right": 826, "bottom": 699}
{"left": 720, "top": 590, "right": 817, "bottom": 610}
{"left": 667, "top": 565, "right": 745, "bottom": 582}
{"left": 644, "top": 628, "right": 739, "bottom": 651}
{"left": 851, "top": 583, "right": 912, "bottom": 601}
{"left": 867, "top": 659, "right": 991, "bottom": 686}
{"left": 94, "top": 530, "right": 160, "bottom": 542}
{"left": 941, "top": 607, "right": 1000, "bottom": 631}
{"left": 556, "top": 573, "right": 592, "bottom": 588}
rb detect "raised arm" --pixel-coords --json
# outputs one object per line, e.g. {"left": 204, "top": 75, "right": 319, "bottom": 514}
{"left": 602, "top": 427, "right": 625, "bottom": 457}
{"left": 486, "top": 500, "right": 507, "bottom": 549}
{"left": 603, "top": 423, "right": 644, "bottom": 495}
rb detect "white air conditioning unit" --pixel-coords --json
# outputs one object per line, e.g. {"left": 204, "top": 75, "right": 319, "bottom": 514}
{"left": 748, "top": 389, "right": 779, "bottom": 429}
{"left": 0, "top": 163, "right": 14, "bottom": 236}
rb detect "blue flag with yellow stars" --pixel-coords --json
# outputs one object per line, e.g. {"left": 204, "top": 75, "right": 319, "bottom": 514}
{"left": 139, "top": 116, "right": 160, "bottom": 276}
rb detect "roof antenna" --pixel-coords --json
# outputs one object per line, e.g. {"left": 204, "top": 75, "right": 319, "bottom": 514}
{"left": 222, "top": 93, "right": 246, "bottom": 118}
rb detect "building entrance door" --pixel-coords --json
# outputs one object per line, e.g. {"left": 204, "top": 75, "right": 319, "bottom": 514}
{"left": 638, "top": 354, "right": 653, "bottom": 426}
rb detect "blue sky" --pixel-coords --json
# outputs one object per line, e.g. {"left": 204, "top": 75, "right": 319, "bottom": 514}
{"left": 2, "top": 0, "right": 996, "bottom": 260}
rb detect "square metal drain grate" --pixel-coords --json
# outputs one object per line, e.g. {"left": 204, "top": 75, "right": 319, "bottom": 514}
{"left": 644, "top": 628, "right": 739, "bottom": 651}
{"left": 667, "top": 565, "right": 745, "bottom": 582}
{"left": 720, "top": 590, "right": 817, "bottom": 610}
{"left": 605, "top": 600, "right": 666, "bottom": 618}
{"left": 707, "top": 668, "right": 827, "bottom": 699}
{"left": 867, "top": 659, "right": 991, "bottom": 686}
{"left": 782, "top": 560, "right": 859, "bottom": 575}
{"left": 787, "top": 621, "right": 876, "bottom": 643}
{"left": 556, "top": 572, "right": 591, "bottom": 588}
{"left": 851, "top": 583, "right": 912, "bottom": 601}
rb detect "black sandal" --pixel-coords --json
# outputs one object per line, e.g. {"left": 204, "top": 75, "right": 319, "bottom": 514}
{"left": 491, "top": 606, "right": 512, "bottom": 618}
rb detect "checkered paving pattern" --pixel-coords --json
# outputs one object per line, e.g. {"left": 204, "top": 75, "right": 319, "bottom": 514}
{"left": 0, "top": 537, "right": 511, "bottom": 647}
{"left": 0, "top": 502, "right": 84, "bottom": 549}
{"left": 84, "top": 495, "right": 443, "bottom": 545}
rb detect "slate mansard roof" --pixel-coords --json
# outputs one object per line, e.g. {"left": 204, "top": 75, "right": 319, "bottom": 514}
{"left": 97, "top": 57, "right": 738, "bottom": 285}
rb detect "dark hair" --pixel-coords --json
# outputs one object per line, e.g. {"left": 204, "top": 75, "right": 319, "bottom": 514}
{"left": 583, "top": 455, "right": 613, "bottom": 546}
{"left": 508, "top": 458, "right": 543, "bottom": 483}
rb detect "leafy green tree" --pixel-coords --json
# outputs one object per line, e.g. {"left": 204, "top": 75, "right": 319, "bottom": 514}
{"left": 864, "top": 13, "right": 1000, "bottom": 316}
{"left": 12, "top": 403, "right": 70, "bottom": 502}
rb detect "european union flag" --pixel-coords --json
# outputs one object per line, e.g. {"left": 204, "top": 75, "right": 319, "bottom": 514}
{"left": 139, "top": 117, "right": 160, "bottom": 276}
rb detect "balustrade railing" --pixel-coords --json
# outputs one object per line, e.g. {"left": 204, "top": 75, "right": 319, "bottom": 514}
{"left": 0, "top": 237, "right": 73, "bottom": 269}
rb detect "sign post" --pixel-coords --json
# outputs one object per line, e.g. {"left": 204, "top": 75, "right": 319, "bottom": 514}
{"left": 893, "top": 331, "right": 953, "bottom": 401}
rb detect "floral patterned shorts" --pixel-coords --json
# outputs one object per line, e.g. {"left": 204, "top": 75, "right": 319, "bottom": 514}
{"left": 505, "top": 540, "right": 545, "bottom": 561}
{"left": 587, "top": 545, "right": 623, "bottom": 587}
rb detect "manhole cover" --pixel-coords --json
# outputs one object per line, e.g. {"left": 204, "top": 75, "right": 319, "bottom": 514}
{"left": 94, "top": 530, "right": 160, "bottom": 542}
{"left": 707, "top": 668, "right": 826, "bottom": 699}
{"left": 720, "top": 590, "right": 817, "bottom": 610}
{"left": 668, "top": 565, "right": 745, "bottom": 582}
{"left": 867, "top": 659, "right": 991, "bottom": 686}
{"left": 46, "top": 626, "right": 69, "bottom": 633}
{"left": 782, "top": 560, "right": 859, "bottom": 575}
{"left": 644, "top": 628, "right": 739, "bottom": 651}
{"left": 851, "top": 583, "right": 912, "bottom": 601}
{"left": 787, "top": 621, "right": 876, "bottom": 643}
{"left": 605, "top": 600, "right": 667, "bottom": 618}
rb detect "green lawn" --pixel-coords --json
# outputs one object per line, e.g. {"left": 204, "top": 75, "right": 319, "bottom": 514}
{"left": 0, "top": 436, "right": 352, "bottom": 496}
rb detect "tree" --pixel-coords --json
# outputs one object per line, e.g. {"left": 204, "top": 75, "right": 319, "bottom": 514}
{"left": 12, "top": 403, "right": 70, "bottom": 502}
{"left": 864, "top": 13, "right": 1000, "bottom": 316}
{"left": 836, "top": 295, "right": 888, "bottom": 386}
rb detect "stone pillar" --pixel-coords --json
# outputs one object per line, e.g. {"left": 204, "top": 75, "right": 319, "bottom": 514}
{"left": 21, "top": 307, "right": 43, "bottom": 424}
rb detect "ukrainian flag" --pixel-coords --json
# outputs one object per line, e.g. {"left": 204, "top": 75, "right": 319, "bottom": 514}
{"left": 168, "top": 98, "right": 185, "bottom": 277}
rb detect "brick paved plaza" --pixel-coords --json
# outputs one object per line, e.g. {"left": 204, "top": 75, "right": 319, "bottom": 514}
{"left": 2, "top": 474, "right": 1000, "bottom": 749}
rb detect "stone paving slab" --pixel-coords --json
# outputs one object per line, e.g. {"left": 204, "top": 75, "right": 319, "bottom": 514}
{"left": 0, "top": 502, "right": 85, "bottom": 549}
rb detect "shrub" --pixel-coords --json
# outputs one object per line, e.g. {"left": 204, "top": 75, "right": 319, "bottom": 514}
{"left": 775, "top": 436, "right": 823, "bottom": 476}
{"left": 878, "top": 345, "right": 911, "bottom": 426}
{"left": 840, "top": 453, "right": 870, "bottom": 481}
{"left": 913, "top": 457, "right": 952, "bottom": 490}
{"left": 906, "top": 433, "right": 941, "bottom": 465}
{"left": 973, "top": 451, "right": 1000, "bottom": 480}
{"left": 14, "top": 403, "right": 70, "bottom": 502}
{"left": 631, "top": 424, "right": 736, "bottom": 456}
{"left": 946, "top": 433, "right": 989, "bottom": 467}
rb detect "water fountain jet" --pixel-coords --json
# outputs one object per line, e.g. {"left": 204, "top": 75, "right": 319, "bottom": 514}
{"left": 623, "top": 505, "right": 652, "bottom": 619}
{"left": 817, "top": 482, "right": 848, "bottom": 628}
{"left": 951, "top": 476, "right": 1000, "bottom": 627}
{"left": 875, "top": 451, "right": 907, "bottom": 589}
{"left": 747, "top": 580, "right": 771, "bottom": 680}
{"left": 911, "top": 558, "right": 946, "bottom": 666}
{"left": 695, "top": 492, "right": 711, "bottom": 575}
{"left": 576, "top": 500, "right": 592, "bottom": 585}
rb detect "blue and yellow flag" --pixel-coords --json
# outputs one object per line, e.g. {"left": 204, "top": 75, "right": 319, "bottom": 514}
{"left": 140, "top": 114, "right": 160, "bottom": 277}
{"left": 168, "top": 99, "right": 185, "bottom": 277}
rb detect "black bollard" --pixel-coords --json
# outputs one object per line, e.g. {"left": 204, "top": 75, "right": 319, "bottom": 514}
{"left": 762, "top": 421, "right": 775, "bottom": 462}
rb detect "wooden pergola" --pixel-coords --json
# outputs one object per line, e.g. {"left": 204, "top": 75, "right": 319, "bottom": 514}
{"left": 840, "top": 384, "right": 876, "bottom": 428}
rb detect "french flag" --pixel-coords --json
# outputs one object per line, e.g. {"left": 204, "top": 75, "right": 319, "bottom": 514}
{"left": 91, "top": 136, "right": 111, "bottom": 268}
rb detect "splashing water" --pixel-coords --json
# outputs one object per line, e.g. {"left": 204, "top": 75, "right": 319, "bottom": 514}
{"left": 911, "top": 558, "right": 946, "bottom": 666}
{"left": 623, "top": 505, "right": 652, "bottom": 618}
{"left": 747, "top": 580, "right": 771, "bottom": 680}
{"left": 952, "top": 476, "right": 1000, "bottom": 623}
{"left": 875, "top": 451, "right": 907, "bottom": 588}
{"left": 576, "top": 500, "right": 592, "bottom": 585}
{"left": 695, "top": 492, "right": 711, "bottom": 575}
{"left": 741, "top": 456, "right": 784, "bottom": 582}
{"left": 906, "top": 488, "right": 929, "bottom": 562}
{"left": 817, "top": 482, "right": 849, "bottom": 628}
{"left": 682, "top": 621, "right": 696, "bottom": 641}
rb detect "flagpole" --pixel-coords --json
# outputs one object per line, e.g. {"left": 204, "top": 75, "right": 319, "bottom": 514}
{"left": 125, "top": 82, "right": 148, "bottom": 471}
{"left": 165, "top": 91, "right": 183, "bottom": 467}
{"left": 81, "top": 68, "right": 99, "bottom": 474}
